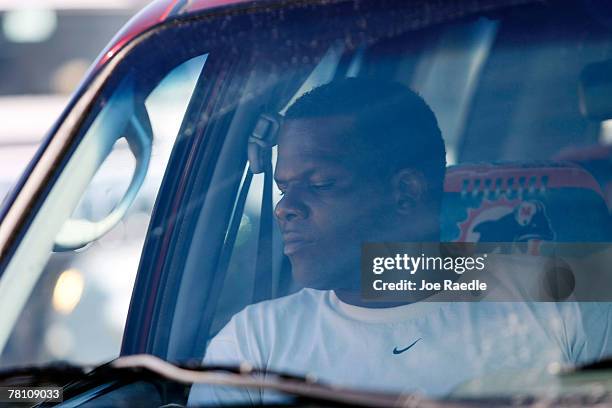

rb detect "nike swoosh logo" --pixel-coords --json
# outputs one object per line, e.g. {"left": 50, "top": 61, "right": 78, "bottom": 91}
{"left": 393, "top": 338, "right": 422, "bottom": 355}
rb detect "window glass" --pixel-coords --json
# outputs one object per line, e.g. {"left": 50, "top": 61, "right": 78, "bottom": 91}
{"left": 4, "top": 1, "right": 612, "bottom": 404}
{"left": 166, "top": 3, "right": 612, "bottom": 403}
{"left": 0, "top": 54, "right": 206, "bottom": 366}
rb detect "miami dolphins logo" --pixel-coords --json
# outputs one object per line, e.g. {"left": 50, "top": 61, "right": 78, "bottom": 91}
{"left": 458, "top": 197, "right": 554, "bottom": 253}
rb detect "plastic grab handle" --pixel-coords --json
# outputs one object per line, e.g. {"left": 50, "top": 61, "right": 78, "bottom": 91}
{"left": 53, "top": 107, "right": 152, "bottom": 252}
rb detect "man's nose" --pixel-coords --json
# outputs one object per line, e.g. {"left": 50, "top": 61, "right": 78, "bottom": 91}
{"left": 274, "top": 191, "right": 308, "bottom": 222}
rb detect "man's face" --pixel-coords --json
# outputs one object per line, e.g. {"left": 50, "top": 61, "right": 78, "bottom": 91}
{"left": 274, "top": 117, "right": 395, "bottom": 290}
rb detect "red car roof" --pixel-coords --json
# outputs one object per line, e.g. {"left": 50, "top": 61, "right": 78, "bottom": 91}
{"left": 95, "top": 0, "right": 255, "bottom": 70}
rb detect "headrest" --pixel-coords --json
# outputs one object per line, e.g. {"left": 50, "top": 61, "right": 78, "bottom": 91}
{"left": 579, "top": 59, "right": 612, "bottom": 121}
{"left": 441, "top": 161, "right": 611, "bottom": 246}
{"left": 554, "top": 144, "right": 612, "bottom": 210}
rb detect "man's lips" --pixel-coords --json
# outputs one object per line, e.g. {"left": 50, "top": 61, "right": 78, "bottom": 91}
{"left": 281, "top": 232, "right": 313, "bottom": 255}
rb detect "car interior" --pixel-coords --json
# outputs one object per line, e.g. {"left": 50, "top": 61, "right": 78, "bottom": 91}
{"left": 7, "top": 0, "right": 612, "bottom": 406}
{"left": 154, "top": 1, "right": 612, "bottom": 366}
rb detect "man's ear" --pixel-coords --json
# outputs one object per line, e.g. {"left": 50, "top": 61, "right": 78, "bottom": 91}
{"left": 391, "top": 169, "right": 427, "bottom": 214}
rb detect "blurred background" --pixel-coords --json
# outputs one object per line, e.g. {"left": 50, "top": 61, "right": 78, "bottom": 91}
{"left": 0, "top": 0, "right": 153, "bottom": 367}
{"left": 0, "top": 0, "right": 148, "bottom": 193}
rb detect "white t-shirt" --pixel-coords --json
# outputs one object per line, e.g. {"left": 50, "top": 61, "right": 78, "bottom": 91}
{"left": 188, "top": 289, "right": 612, "bottom": 405}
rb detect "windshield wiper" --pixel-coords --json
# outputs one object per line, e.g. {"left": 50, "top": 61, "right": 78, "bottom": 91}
{"left": 0, "top": 355, "right": 408, "bottom": 407}
{"left": 4, "top": 355, "right": 612, "bottom": 407}
{"left": 111, "top": 354, "right": 406, "bottom": 407}
{"left": 567, "top": 356, "right": 612, "bottom": 373}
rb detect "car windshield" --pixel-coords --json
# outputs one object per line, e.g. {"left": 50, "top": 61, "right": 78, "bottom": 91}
{"left": 4, "top": 0, "right": 612, "bottom": 405}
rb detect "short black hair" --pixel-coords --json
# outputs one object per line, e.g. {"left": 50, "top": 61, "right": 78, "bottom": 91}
{"left": 284, "top": 78, "right": 446, "bottom": 209}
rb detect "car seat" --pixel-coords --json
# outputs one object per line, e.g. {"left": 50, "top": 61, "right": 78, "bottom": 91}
{"left": 441, "top": 161, "right": 612, "bottom": 301}
{"left": 554, "top": 144, "right": 612, "bottom": 211}
{"left": 441, "top": 161, "right": 612, "bottom": 247}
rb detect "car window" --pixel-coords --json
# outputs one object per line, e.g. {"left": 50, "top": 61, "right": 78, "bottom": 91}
{"left": 0, "top": 52, "right": 207, "bottom": 367}
{"left": 3, "top": 0, "right": 612, "bottom": 405}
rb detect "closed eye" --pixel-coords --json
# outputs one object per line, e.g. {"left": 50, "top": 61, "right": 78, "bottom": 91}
{"left": 310, "top": 181, "right": 334, "bottom": 191}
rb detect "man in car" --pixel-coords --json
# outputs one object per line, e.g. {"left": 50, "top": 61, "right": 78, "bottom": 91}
{"left": 189, "top": 78, "right": 612, "bottom": 404}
